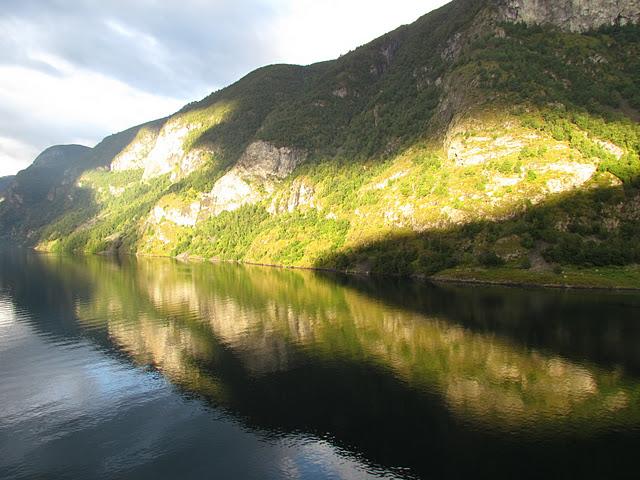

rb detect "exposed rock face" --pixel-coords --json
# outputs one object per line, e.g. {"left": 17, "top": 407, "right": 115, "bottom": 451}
{"left": 144, "top": 140, "right": 308, "bottom": 225}
{"left": 205, "top": 141, "right": 307, "bottom": 216}
{"left": 173, "top": 149, "right": 210, "bottom": 182}
{"left": 142, "top": 121, "right": 206, "bottom": 181}
{"left": 332, "top": 86, "right": 349, "bottom": 98}
{"left": 494, "top": 0, "right": 640, "bottom": 32}
{"left": 594, "top": 139, "right": 624, "bottom": 159}
{"left": 543, "top": 162, "right": 597, "bottom": 193}
{"left": 151, "top": 202, "right": 201, "bottom": 227}
{"left": 208, "top": 171, "right": 260, "bottom": 216}
{"left": 111, "top": 119, "right": 209, "bottom": 182}
{"left": 236, "top": 141, "right": 307, "bottom": 180}
{"left": 110, "top": 126, "right": 160, "bottom": 172}
{"left": 268, "top": 179, "right": 316, "bottom": 215}
{"left": 448, "top": 134, "right": 525, "bottom": 166}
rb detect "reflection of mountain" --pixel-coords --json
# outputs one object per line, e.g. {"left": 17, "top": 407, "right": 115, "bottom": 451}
{"left": 58, "top": 255, "right": 640, "bottom": 435}
{"left": 4, "top": 252, "right": 640, "bottom": 478}
{"left": 334, "top": 275, "right": 640, "bottom": 375}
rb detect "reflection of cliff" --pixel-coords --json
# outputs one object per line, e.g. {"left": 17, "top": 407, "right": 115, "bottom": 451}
{"left": 337, "top": 276, "right": 640, "bottom": 375}
{"left": 62, "top": 255, "right": 640, "bottom": 435}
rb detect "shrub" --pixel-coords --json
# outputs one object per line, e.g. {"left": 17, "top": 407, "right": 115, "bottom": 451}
{"left": 478, "top": 250, "right": 505, "bottom": 267}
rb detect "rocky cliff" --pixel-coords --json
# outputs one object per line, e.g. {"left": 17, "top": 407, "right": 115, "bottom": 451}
{"left": 494, "top": 0, "right": 640, "bottom": 32}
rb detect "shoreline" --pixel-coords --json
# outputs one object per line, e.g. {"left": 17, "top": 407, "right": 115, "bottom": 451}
{"left": 429, "top": 274, "right": 640, "bottom": 292}
{"left": 26, "top": 246, "right": 640, "bottom": 292}
{"left": 429, "top": 266, "right": 640, "bottom": 292}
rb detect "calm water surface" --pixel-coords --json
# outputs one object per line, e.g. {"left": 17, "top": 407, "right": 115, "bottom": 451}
{"left": 1, "top": 251, "right": 640, "bottom": 479}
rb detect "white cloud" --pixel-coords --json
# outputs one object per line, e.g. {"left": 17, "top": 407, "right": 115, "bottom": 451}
{"left": 0, "top": 61, "right": 183, "bottom": 133}
{"left": 0, "top": 58, "right": 184, "bottom": 176}
{"left": 272, "top": 0, "right": 449, "bottom": 64}
{"left": 0, "top": 137, "right": 39, "bottom": 176}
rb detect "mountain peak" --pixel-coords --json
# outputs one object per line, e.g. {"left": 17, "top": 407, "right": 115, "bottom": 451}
{"left": 492, "top": 0, "right": 640, "bottom": 32}
{"left": 31, "top": 144, "right": 91, "bottom": 169}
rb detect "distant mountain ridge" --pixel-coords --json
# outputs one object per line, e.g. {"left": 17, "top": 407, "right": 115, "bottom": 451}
{"left": 0, "top": 175, "right": 14, "bottom": 190}
{"left": 1, "top": 0, "right": 639, "bottom": 286}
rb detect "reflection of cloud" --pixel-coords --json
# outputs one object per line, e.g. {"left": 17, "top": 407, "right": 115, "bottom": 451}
{"left": 0, "top": 307, "right": 168, "bottom": 468}
{"left": 289, "top": 439, "right": 403, "bottom": 480}
{"left": 0, "top": 299, "right": 25, "bottom": 346}
{"left": 0, "top": 299, "right": 394, "bottom": 479}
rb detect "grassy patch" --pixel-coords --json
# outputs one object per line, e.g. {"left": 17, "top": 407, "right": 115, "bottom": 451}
{"left": 433, "top": 265, "right": 640, "bottom": 290}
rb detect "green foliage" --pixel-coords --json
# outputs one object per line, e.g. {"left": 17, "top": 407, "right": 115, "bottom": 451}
{"left": 177, "top": 204, "right": 270, "bottom": 260}
{"left": 168, "top": 205, "right": 350, "bottom": 268}
{"left": 468, "top": 23, "right": 640, "bottom": 183}
{"left": 478, "top": 250, "right": 506, "bottom": 267}
{"left": 42, "top": 171, "right": 171, "bottom": 255}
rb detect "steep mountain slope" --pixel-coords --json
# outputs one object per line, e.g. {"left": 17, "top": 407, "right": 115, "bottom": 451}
{"left": 0, "top": 145, "right": 90, "bottom": 241}
{"left": 0, "top": 176, "right": 14, "bottom": 196}
{"left": 1, "top": 0, "right": 639, "bottom": 286}
{"left": 0, "top": 121, "right": 164, "bottom": 241}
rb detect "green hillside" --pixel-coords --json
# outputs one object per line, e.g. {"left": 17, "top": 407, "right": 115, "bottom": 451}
{"left": 1, "top": 0, "right": 639, "bottom": 287}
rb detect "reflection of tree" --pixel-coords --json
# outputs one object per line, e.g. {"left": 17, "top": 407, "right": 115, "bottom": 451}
{"left": 56, "top": 255, "right": 640, "bottom": 435}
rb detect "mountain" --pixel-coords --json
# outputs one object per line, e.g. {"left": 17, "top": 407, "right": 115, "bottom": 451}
{"left": 0, "top": 176, "right": 14, "bottom": 195}
{"left": 0, "top": 145, "right": 90, "bottom": 240}
{"left": 1, "top": 0, "right": 639, "bottom": 287}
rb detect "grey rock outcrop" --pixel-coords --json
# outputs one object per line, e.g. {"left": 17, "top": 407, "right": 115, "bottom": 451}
{"left": 236, "top": 141, "right": 307, "bottom": 180}
{"left": 110, "top": 119, "right": 210, "bottom": 182}
{"left": 110, "top": 126, "right": 160, "bottom": 172}
{"left": 268, "top": 179, "right": 316, "bottom": 215}
{"left": 141, "top": 121, "right": 208, "bottom": 181}
{"left": 493, "top": 0, "right": 640, "bottom": 32}
{"left": 206, "top": 141, "right": 307, "bottom": 216}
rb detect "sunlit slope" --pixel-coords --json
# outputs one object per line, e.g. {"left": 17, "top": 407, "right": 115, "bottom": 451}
{"left": 1, "top": 0, "right": 639, "bottom": 281}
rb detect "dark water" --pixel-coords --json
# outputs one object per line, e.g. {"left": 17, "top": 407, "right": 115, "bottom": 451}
{"left": 1, "top": 251, "right": 640, "bottom": 479}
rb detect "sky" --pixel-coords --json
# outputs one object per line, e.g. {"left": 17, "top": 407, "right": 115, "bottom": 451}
{"left": 0, "top": 0, "right": 448, "bottom": 177}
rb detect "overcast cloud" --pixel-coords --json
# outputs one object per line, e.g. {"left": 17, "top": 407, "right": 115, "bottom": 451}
{"left": 0, "top": 0, "right": 448, "bottom": 176}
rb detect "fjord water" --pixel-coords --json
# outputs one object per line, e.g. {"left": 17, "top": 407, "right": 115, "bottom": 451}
{"left": 1, "top": 252, "right": 640, "bottom": 480}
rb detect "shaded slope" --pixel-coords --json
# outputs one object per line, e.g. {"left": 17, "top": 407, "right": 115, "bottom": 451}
{"left": 0, "top": 120, "right": 164, "bottom": 242}
{"left": 182, "top": 63, "right": 329, "bottom": 164}
{"left": 312, "top": 180, "right": 640, "bottom": 279}
{"left": 0, "top": 176, "right": 15, "bottom": 195}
